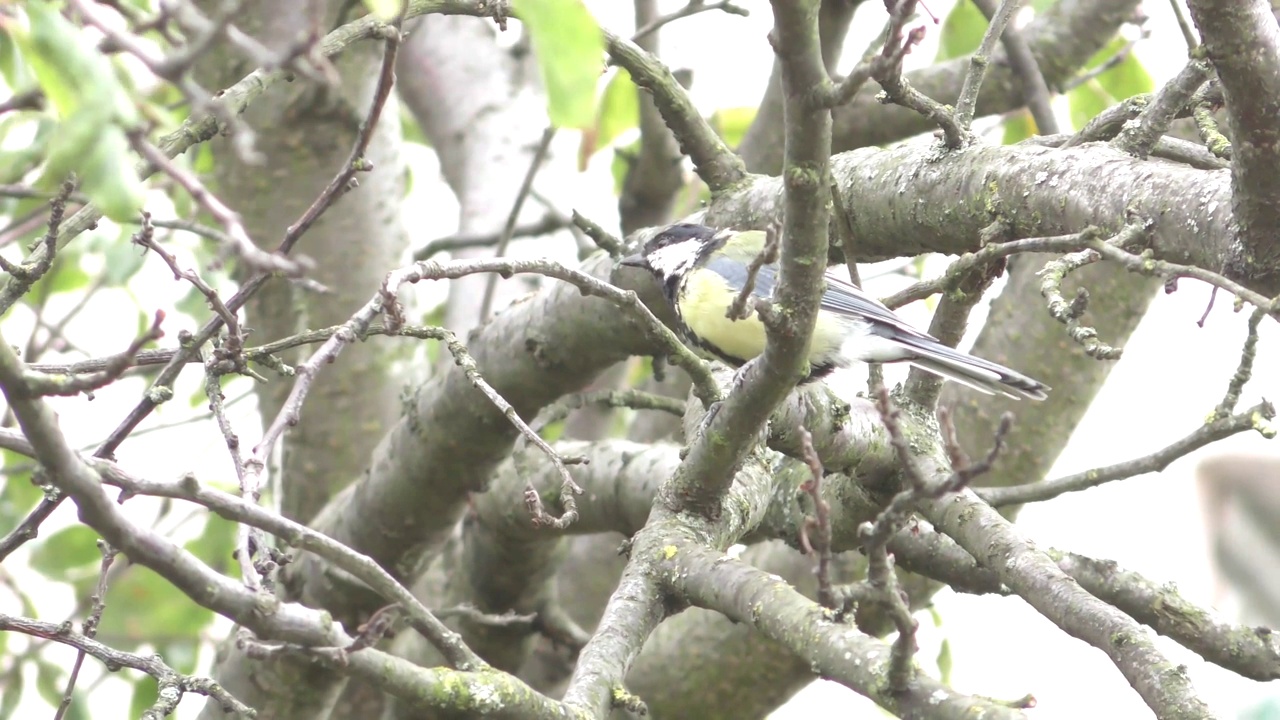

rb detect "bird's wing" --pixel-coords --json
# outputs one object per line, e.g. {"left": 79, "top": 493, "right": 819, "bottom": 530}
{"left": 702, "top": 256, "right": 936, "bottom": 340}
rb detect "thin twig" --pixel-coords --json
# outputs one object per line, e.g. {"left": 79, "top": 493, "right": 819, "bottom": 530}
{"left": 92, "top": 465, "right": 482, "bottom": 670}
{"left": 478, "top": 125, "right": 557, "bottom": 323}
{"left": 979, "top": 400, "right": 1275, "bottom": 506}
{"left": 1214, "top": 308, "right": 1265, "bottom": 417}
{"left": 1060, "top": 36, "right": 1142, "bottom": 93}
{"left": 132, "top": 213, "right": 243, "bottom": 348}
{"left": 0, "top": 612, "right": 253, "bottom": 719}
{"left": 797, "top": 428, "right": 834, "bottom": 609}
{"left": 1112, "top": 59, "right": 1211, "bottom": 159}
{"left": 52, "top": 541, "right": 118, "bottom": 720}
{"left": 12, "top": 312, "right": 166, "bottom": 398}
{"left": 279, "top": 23, "right": 402, "bottom": 257}
{"left": 1037, "top": 223, "right": 1153, "bottom": 360}
{"left": 855, "top": 389, "right": 1012, "bottom": 687}
{"left": 1167, "top": 0, "right": 1199, "bottom": 50}
{"left": 954, "top": 0, "right": 1024, "bottom": 132}
{"left": 0, "top": 180, "right": 73, "bottom": 285}
{"left": 413, "top": 214, "right": 569, "bottom": 261}
{"left": 570, "top": 210, "right": 625, "bottom": 258}
{"left": 128, "top": 133, "right": 303, "bottom": 276}
{"left": 631, "top": 0, "right": 749, "bottom": 42}
{"left": 725, "top": 223, "right": 780, "bottom": 320}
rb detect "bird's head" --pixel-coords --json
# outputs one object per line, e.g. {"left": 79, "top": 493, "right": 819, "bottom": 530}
{"left": 619, "top": 223, "right": 726, "bottom": 284}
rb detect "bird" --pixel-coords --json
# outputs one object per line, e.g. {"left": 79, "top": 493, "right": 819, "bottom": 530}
{"left": 619, "top": 223, "right": 1049, "bottom": 401}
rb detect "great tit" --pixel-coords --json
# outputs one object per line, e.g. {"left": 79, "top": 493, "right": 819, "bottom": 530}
{"left": 621, "top": 223, "right": 1049, "bottom": 401}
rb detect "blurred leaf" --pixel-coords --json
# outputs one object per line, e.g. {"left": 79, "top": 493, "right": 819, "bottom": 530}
{"left": 191, "top": 142, "right": 215, "bottom": 175}
{"left": 591, "top": 69, "right": 639, "bottom": 158}
{"left": 513, "top": 0, "right": 604, "bottom": 129}
{"left": 1094, "top": 47, "right": 1153, "bottom": 101}
{"left": 0, "top": 669, "right": 21, "bottom": 720}
{"left": 99, "top": 566, "right": 214, "bottom": 649}
{"left": 362, "top": 0, "right": 405, "bottom": 19}
{"left": 937, "top": 0, "right": 986, "bottom": 62}
{"left": 29, "top": 525, "right": 102, "bottom": 580}
{"left": 13, "top": 2, "right": 136, "bottom": 123}
{"left": 34, "top": 659, "right": 60, "bottom": 704}
{"left": 159, "top": 639, "right": 200, "bottom": 674}
{"left": 175, "top": 283, "right": 210, "bottom": 320}
{"left": 43, "top": 253, "right": 93, "bottom": 297}
{"left": 936, "top": 638, "right": 953, "bottom": 685}
{"left": 710, "top": 106, "right": 756, "bottom": 148}
{"left": 14, "top": 3, "right": 145, "bottom": 221}
{"left": 76, "top": 124, "right": 146, "bottom": 222}
{"left": 0, "top": 27, "right": 32, "bottom": 92}
{"left": 104, "top": 229, "right": 146, "bottom": 286}
{"left": 1067, "top": 82, "right": 1111, "bottom": 131}
{"left": 1030, "top": 0, "right": 1056, "bottom": 10}
{"left": 1001, "top": 110, "right": 1036, "bottom": 144}
{"left": 611, "top": 138, "right": 640, "bottom": 195}
{"left": 540, "top": 419, "right": 566, "bottom": 443}
{"left": 129, "top": 676, "right": 159, "bottom": 719}
{"left": 184, "top": 516, "right": 236, "bottom": 574}
{"left": 0, "top": 450, "right": 41, "bottom": 533}
{"left": 0, "top": 116, "right": 55, "bottom": 184}
{"left": 400, "top": 104, "right": 429, "bottom": 147}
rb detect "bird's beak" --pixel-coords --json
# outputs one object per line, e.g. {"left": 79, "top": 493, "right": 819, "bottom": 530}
{"left": 619, "top": 253, "right": 648, "bottom": 268}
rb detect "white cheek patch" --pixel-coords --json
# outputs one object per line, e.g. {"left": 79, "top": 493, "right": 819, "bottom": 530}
{"left": 647, "top": 242, "right": 700, "bottom": 278}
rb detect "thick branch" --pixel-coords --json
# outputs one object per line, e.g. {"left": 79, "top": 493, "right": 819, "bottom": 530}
{"left": 1186, "top": 0, "right": 1280, "bottom": 290}
{"left": 919, "top": 485, "right": 1215, "bottom": 719}
{"left": 660, "top": 541, "right": 1029, "bottom": 719}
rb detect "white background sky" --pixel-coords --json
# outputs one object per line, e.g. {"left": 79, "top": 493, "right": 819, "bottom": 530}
{"left": 1, "top": 1, "right": 1278, "bottom": 718}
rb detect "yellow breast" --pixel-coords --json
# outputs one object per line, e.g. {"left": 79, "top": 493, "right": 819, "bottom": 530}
{"left": 677, "top": 269, "right": 849, "bottom": 368}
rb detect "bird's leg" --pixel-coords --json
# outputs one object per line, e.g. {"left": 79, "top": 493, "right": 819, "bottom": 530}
{"left": 728, "top": 357, "right": 759, "bottom": 395}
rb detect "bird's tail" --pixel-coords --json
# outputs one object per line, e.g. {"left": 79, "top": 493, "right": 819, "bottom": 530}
{"left": 897, "top": 337, "right": 1049, "bottom": 401}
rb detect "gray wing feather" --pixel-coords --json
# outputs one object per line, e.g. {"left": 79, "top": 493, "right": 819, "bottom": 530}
{"left": 704, "top": 257, "right": 930, "bottom": 339}
{"left": 702, "top": 256, "right": 1049, "bottom": 400}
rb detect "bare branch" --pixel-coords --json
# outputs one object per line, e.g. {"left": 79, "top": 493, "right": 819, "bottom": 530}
{"left": 0, "top": 613, "right": 253, "bottom": 719}
{"left": 954, "top": 0, "right": 1024, "bottom": 132}
{"left": 658, "top": 540, "right": 1030, "bottom": 719}
{"left": 631, "top": 0, "right": 749, "bottom": 42}
{"left": 479, "top": 125, "right": 556, "bottom": 322}
{"left": 603, "top": 31, "right": 747, "bottom": 192}
{"left": 725, "top": 222, "right": 780, "bottom": 321}
{"left": 981, "top": 402, "right": 1276, "bottom": 506}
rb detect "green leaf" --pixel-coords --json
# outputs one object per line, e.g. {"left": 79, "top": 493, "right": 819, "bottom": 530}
{"left": 13, "top": 2, "right": 136, "bottom": 123}
{"left": 33, "top": 659, "right": 63, "bottom": 706}
{"left": 937, "top": 0, "right": 986, "bottom": 62}
{"left": 0, "top": 669, "right": 22, "bottom": 720}
{"left": 936, "top": 638, "right": 953, "bottom": 685}
{"left": 99, "top": 566, "right": 215, "bottom": 649}
{"left": 610, "top": 138, "right": 640, "bottom": 196}
{"left": 43, "top": 254, "right": 93, "bottom": 297}
{"left": 0, "top": 450, "right": 41, "bottom": 533}
{"left": 1001, "top": 109, "right": 1037, "bottom": 144}
{"left": 1029, "top": 0, "right": 1056, "bottom": 11}
{"left": 129, "top": 677, "right": 159, "bottom": 719}
{"left": 29, "top": 525, "right": 102, "bottom": 580}
{"left": 0, "top": 22, "right": 31, "bottom": 91}
{"left": 513, "top": 0, "right": 604, "bottom": 129}
{"left": 103, "top": 229, "right": 147, "bottom": 286}
{"left": 1067, "top": 82, "right": 1111, "bottom": 131}
{"left": 362, "top": 0, "right": 405, "bottom": 20}
{"left": 710, "top": 106, "right": 756, "bottom": 148}
{"left": 75, "top": 124, "right": 145, "bottom": 223}
{"left": 1094, "top": 49, "right": 1153, "bottom": 101}
{"left": 0, "top": 116, "right": 54, "bottom": 184}
{"left": 184, "top": 516, "right": 236, "bottom": 574}
{"left": 595, "top": 69, "right": 639, "bottom": 150}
